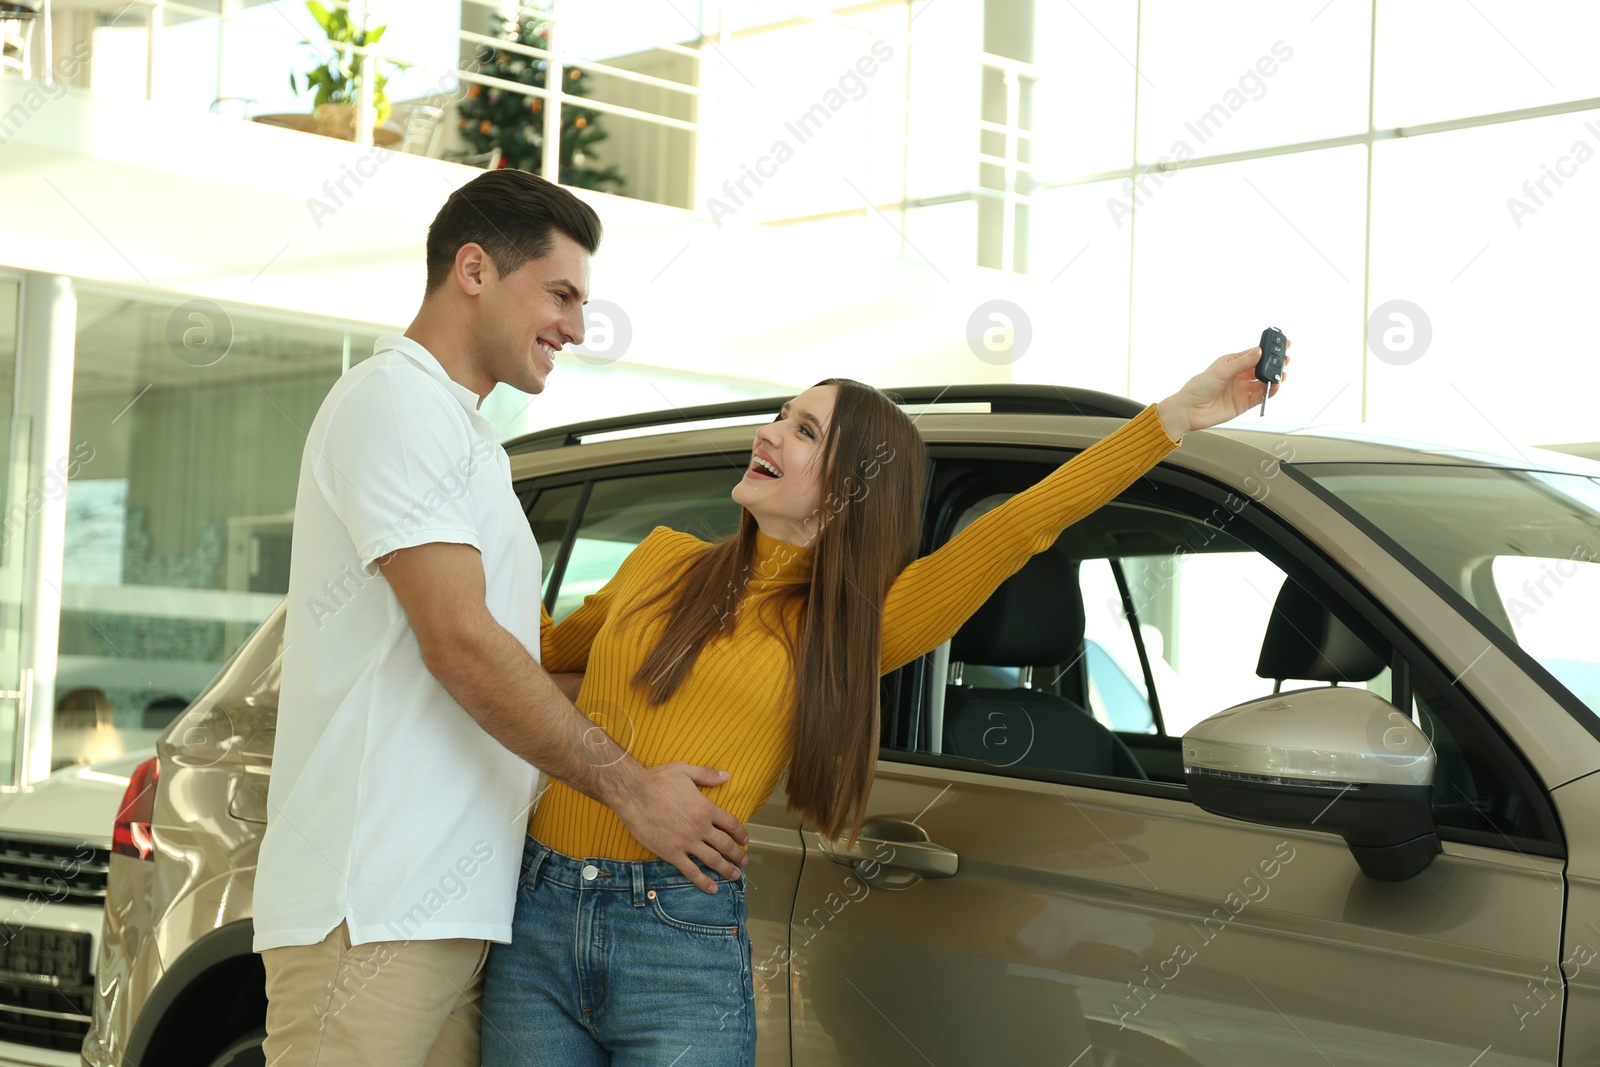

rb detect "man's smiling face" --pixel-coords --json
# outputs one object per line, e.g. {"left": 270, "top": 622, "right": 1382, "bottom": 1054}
{"left": 477, "top": 229, "right": 591, "bottom": 396}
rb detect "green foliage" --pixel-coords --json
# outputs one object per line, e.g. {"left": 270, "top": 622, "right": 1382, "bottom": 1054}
{"left": 456, "top": 12, "right": 625, "bottom": 191}
{"left": 289, "top": 0, "right": 407, "bottom": 127}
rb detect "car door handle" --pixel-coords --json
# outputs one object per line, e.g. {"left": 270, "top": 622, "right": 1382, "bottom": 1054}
{"left": 823, "top": 819, "right": 960, "bottom": 888}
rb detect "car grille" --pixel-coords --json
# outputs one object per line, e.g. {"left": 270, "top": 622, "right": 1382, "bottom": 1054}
{"left": 0, "top": 836, "right": 110, "bottom": 905}
{"left": 0, "top": 928, "right": 93, "bottom": 1050}
{"left": 0, "top": 838, "right": 106, "bottom": 1049}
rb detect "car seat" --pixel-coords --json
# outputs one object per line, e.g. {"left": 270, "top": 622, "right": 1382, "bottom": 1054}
{"left": 941, "top": 550, "right": 1148, "bottom": 779}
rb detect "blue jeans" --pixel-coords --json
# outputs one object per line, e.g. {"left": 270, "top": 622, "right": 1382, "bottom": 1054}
{"left": 481, "top": 836, "right": 756, "bottom": 1067}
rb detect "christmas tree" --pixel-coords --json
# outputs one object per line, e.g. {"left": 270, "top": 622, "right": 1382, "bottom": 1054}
{"left": 457, "top": 11, "right": 625, "bottom": 192}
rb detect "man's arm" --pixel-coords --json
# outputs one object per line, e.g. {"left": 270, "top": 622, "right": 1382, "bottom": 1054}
{"left": 377, "top": 541, "right": 748, "bottom": 891}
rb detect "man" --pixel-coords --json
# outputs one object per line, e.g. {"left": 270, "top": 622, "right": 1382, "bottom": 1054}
{"left": 255, "top": 169, "right": 748, "bottom": 1066}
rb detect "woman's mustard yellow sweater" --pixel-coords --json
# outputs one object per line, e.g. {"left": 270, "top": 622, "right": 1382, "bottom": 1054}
{"left": 533, "top": 405, "right": 1179, "bottom": 859}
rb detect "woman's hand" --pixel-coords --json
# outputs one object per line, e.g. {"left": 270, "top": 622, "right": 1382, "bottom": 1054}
{"left": 1155, "top": 343, "right": 1291, "bottom": 441}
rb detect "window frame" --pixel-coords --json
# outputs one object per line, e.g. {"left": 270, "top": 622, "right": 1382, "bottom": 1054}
{"left": 522, "top": 480, "right": 590, "bottom": 616}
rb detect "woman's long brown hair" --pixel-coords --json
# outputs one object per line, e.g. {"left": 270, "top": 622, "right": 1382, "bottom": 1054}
{"left": 630, "top": 380, "right": 927, "bottom": 839}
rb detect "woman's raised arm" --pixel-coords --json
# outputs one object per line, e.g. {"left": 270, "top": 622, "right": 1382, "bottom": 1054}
{"left": 878, "top": 345, "right": 1287, "bottom": 672}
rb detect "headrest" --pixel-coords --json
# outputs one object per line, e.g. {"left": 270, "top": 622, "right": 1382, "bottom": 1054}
{"left": 952, "top": 551, "right": 1084, "bottom": 667}
{"left": 1256, "top": 578, "right": 1387, "bottom": 683}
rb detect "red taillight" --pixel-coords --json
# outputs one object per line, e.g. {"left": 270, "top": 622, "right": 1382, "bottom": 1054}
{"left": 113, "top": 757, "right": 160, "bottom": 861}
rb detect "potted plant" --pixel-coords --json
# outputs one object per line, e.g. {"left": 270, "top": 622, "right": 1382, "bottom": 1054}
{"left": 289, "top": 1, "right": 407, "bottom": 140}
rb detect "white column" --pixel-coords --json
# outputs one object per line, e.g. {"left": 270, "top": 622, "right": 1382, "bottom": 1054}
{"left": 216, "top": 0, "right": 243, "bottom": 113}
{"left": 145, "top": 0, "right": 163, "bottom": 101}
{"left": 40, "top": 0, "right": 51, "bottom": 84}
{"left": 14, "top": 273, "right": 75, "bottom": 786}
{"left": 348, "top": 0, "right": 374, "bottom": 145}
{"left": 541, "top": 3, "right": 562, "bottom": 184}
{"left": 691, "top": 0, "right": 723, "bottom": 215}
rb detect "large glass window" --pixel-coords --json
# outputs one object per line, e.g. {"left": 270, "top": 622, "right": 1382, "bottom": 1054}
{"left": 1368, "top": 113, "right": 1600, "bottom": 444}
{"left": 86, "top": 0, "right": 457, "bottom": 121}
{"left": 51, "top": 290, "right": 381, "bottom": 769}
{"left": 1011, "top": 3, "right": 1600, "bottom": 446}
{"left": 704, "top": 6, "right": 913, "bottom": 224}
{"left": 903, "top": 3, "right": 986, "bottom": 203}
{"left": 1021, "top": 181, "right": 1133, "bottom": 398}
{"left": 40, "top": 0, "right": 1600, "bottom": 454}
{"left": 483, "top": 359, "right": 779, "bottom": 442}
{"left": 1374, "top": 0, "right": 1600, "bottom": 128}
{"left": 1135, "top": 0, "right": 1370, "bottom": 161}
{"left": 1128, "top": 147, "right": 1367, "bottom": 424}
{"left": 1030, "top": 0, "right": 1136, "bottom": 182}
{"left": 0, "top": 278, "right": 16, "bottom": 419}
{"left": 0, "top": 278, "right": 19, "bottom": 784}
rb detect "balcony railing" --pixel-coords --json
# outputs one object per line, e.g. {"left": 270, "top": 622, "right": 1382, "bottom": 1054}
{"left": 7, "top": 0, "right": 1042, "bottom": 265}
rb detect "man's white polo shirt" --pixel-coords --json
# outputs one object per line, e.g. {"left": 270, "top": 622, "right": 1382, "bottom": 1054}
{"left": 254, "top": 334, "right": 541, "bottom": 952}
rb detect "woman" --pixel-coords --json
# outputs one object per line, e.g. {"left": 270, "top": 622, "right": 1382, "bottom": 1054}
{"left": 481, "top": 345, "right": 1286, "bottom": 1065}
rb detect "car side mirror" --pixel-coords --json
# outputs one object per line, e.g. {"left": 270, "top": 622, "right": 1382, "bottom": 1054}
{"left": 1182, "top": 687, "right": 1440, "bottom": 882}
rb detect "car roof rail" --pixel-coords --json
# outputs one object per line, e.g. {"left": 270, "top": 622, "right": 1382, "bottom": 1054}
{"left": 504, "top": 384, "right": 1148, "bottom": 454}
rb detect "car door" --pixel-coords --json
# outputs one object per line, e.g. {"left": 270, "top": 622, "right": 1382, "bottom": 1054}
{"left": 522, "top": 460, "right": 805, "bottom": 1066}
{"left": 786, "top": 447, "right": 1566, "bottom": 1066}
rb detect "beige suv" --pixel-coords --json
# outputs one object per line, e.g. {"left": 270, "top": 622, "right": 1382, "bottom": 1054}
{"left": 82, "top": 386, "right": 1600, "bottom": 1066}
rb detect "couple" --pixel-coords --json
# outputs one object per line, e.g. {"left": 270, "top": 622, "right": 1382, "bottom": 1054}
{"left": 252, "top": 169, "right": 1286, "bottom": 1066}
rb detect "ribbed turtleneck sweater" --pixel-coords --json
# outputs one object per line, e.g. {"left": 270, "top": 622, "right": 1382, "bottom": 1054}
{"left": 532, "top": 405, "right": 1180, "bottom": 860}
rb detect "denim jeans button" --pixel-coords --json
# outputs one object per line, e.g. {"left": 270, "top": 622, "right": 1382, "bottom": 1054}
{"left": 581, "top": 863, "right": 598, "bottom": 881}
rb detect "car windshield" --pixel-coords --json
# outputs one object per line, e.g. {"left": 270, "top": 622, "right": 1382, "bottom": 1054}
{"left": 1300, "top": 463, "right": 1600, "bottom": 714}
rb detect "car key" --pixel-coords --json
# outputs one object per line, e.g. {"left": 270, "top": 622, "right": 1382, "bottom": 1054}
{"left": 1256, "top": 327, "right": 1287, "bottom": 417}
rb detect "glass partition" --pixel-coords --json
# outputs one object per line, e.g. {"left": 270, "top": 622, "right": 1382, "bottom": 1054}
{"left": 0, "top": 278, "right": 16, "bottom": 417}
{"left": 52, "top": 290, "right": 382, "bottom": 769}
{"left": 0, "top": 279, "right": 23, "bottom": 784}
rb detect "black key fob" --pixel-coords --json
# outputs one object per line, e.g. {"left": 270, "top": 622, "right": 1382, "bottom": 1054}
{"left": 1257, "top": 327, "right": 1287, "bottom": 384}
{"left": 1256, "top": 327, "right": 1287, "bottom": 417}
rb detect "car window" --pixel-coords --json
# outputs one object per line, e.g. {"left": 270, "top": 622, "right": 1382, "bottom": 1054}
{"left": 1090, "top": 545, "right": 1380, "bottom": 737}
{"left": 924, "top": 491, "right": 1351, "bottom": 757}
{"left": 902, "top": 457, "right": 1557, "bottom": 848}
{"left": 1301, "top": 463, "right": 1600, "bottom": 716}
{"left": 527, "top": 482, "right": 584, "bottom": 602}
{"left": 1490, "top": 554, "right": 1600, "bottom": 710}
{"left": 1079, "top": 559, "right": 1153, "bottom": 732}
{"left": 537, "top": 467, "right": 743, "bottom": 622}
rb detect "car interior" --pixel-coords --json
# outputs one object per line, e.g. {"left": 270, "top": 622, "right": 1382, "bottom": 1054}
{"left": 931, "top": 545, "right": 1399, "bottom": 784}
{"left": 937, "top": 549, "right": 1149, "bottom": 780}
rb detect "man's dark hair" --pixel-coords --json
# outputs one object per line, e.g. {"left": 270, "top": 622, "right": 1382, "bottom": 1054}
{"left": 424, "top": 170, "right": 602, "bottom": 295}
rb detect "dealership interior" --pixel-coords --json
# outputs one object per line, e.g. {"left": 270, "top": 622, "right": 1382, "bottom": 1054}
{"left": 3, "top": 2, "right": 1600, "bottom": 1065}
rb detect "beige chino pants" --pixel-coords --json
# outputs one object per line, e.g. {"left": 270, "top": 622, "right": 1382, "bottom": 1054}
{"left": 261, "top": 921, "right": 490, "bottom": 1067}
